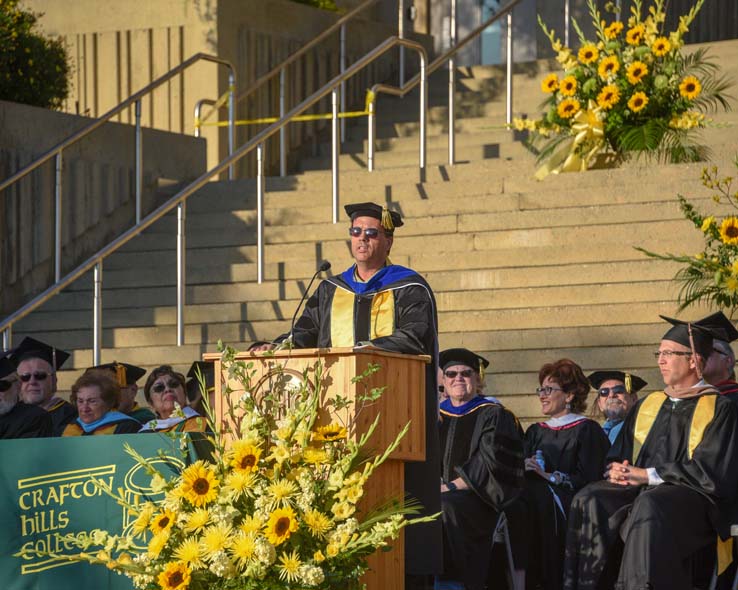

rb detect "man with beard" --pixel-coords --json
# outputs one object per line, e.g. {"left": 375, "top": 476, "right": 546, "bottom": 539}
{"left": 587, "top": 371, "right": 647, "bottom": 443}
{"left": 0, "top": 351, "right": 52, "bottom": 439}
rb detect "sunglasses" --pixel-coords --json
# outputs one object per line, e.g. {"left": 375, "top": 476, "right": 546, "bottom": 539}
{"left": 19, "top": 371, "right": 50, "bottom": 382}
{"left": 151, "top": 379, "right": 182, "bottom": 394}
{"left": 444, "top": 369, "right": 474, "bottom": 379}
{"left": 349, "top": 227, "right": 384, "bottom": 239}
{"left": 598, "top": 385, "right": 627, "bottom": 397}
{"left": 0, "top": 379, "right": 16, "bottom": 392}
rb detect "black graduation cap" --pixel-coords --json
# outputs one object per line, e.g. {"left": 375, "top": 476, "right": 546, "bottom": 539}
{"left": 660, "top": 315, "right": 713, "bottom": 358}
{"left": 0, "top": 350, "right": 16, "bottom": 381}
{"left": 344, "top": 202, "right": 403, "bottom": 231}
{"left": 186, "top": 361, "right": 215, "bottom": 401}
{"left": 87, "top": 361, "right": 146, "bottom": 386}
{"left": 587, "top": 371, "right": 647, "bottom": 395}
{"left": 11, "top": 337, "right": 70, "bottom": 370}
{"left": 439, "top": 348, "right": 490, "bottom": 373}
{"left": 693, "top": 311, "right": 738, "bottom": 343}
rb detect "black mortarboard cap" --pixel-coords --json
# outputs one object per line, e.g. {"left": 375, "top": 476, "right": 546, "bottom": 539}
{"left": 439, "top": 348, "right": 490, "bottom": 373}
{"left": 693, "top": 311, "right": 738, "bottom": 343}
{"left": 11, "top": 337, "right": 70, "bottom": 370}
{"left": 344, "top": 202, "right": 403, "bottom": 231}
{"left": 660, "top": 315, "right": 714, "bottom": 358}
{"left": 587, "top": 371, "right": 647, "bottom": 395}
{"left": 0, "top": 350, "right": 16, "bottom": 380}
{"left": 87, "top": 361, "right": 146, "bottom": 386}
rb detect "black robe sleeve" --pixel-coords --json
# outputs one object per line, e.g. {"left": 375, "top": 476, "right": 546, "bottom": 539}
{"left": 568, "top": 421, "right": 611, "bottom": 490}
{"left": 114, "top": 418, "right": 145, "bottom": 435}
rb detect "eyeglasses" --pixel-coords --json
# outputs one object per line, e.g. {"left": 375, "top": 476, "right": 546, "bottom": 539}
{"left": 444, "top": 369, "right": 474, "bottom": 379}
{"left": 599, "top": 385, "right": 627, "bottom": 397}
{"left": 0, "top": 379, "right": 16, "bottom": 392}
{"left": 151, "top": 379, "right": 182, "bottom": 394}
{"left": 19, "top": 371, "right": 51, "bottom": 382}
{"left": 653, "top": 350, "right": 693, "bottom": 359}
{"left": 349, "top": 227, "right": 384, "bottom": 239}
{"left": 536, "top": 386, "right": 564, "bottom": 397}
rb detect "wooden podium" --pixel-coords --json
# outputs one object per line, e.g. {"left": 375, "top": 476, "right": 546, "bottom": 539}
{"left": 203, "top": 347, "right": 430, "bottom": 590}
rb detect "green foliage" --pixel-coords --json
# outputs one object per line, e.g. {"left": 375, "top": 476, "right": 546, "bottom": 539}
{"left": 290, "top": 0, "right": 339, "bottom": 11}
{"left": 0, "top": 0, "right": 70, "bottom": 109}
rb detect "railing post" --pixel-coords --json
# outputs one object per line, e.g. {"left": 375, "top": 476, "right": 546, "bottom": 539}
{"left": 93, "top": 261, "right": 103, "bottom": 365}
{"left": 340, "top": 23, "right": 347, "bottom": 143}
{"left": 135, "top": 100, "right": 142, "bottom": 224}
{"left": 256, "top": 143, "right": 265, "bottom": 284}
{"left": 176, "top": 201, "right": 186, "bottom": 346}
{"left": 564, "top": 0, "right": 570, "bottom": 47}
{"left": 506, "top": 11, "right": 513, "bottom": 126}
{"left": 54, "top": 152, "right": 63, "bottom": 282}
{"left": 228, "top": 71, "right": 236, "bottom": 180}
{"left": 331, "top": 88, "right": 340, "bottom": 223}
{"left": 2, "top": 326, "right": 12, "bottom": 351}
{"left": 398, "top": 0, "right": 405, "bottom": 86}
{"left": 448, "top": 0, "right": 457, "bottom": 165}
{"left": 419, "top": 50, "right": 427, "bottom": 183}
{"left": 368, "top": 96, "right": 376, "bottom": 172}
{"left": 279, "top": 69, "right": 287, "bottom": 178}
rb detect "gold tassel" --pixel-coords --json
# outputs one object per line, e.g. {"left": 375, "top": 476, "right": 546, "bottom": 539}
{"left": 381, "top": 206, "right": 394, "bottom": 232}
{"left": 687, "top": 323, "right": 703, "bottom": 379}
{"left": 115, "top": 362, "right": 127, "bottom": 386}
{"left": 479, "top": 363, "right": 485, "bottom": 384}
{"left": 625, "top": 373, "right": 632, "bottom": 395}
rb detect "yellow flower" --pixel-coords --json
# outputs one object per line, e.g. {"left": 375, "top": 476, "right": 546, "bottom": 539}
{"left": 231, "top": 532, "right": 257, "bottom": 568}
{"left": 303, "top": 509, "right": 333, "bottom": 538}
{"left": 173, "top": 537, "right": 204, "bottom": 567}
{"left": 239, "top": 514, "right": 263, "bottom": 535}
{"left": 628, "top": 92, "right": 649, "bottom": 112}
{"left": 313, "top": 424, "right": 347, "bottom": 442}
{"left": 183, "top": 508, "right": 211, "bottom": 533}
{"left": 344, "top": 484, "right": 364, "bottom": 504}
{"left": 265, "top": 506, "right": 299, "bottom": 545}
{"left": 313, "top": 550, "right": 326, "bottom": 563}
{"left": 626, "top": 61, "right": 648, "bottom": 85}
{"left": 652, "top": 37, "right": 671, "bottom": 56}
{"left": 541, "top": 73, "right": 559, "bottom": 93}
{"left": 732, "top": 260, "right": 738, "bottom": 276}
{"left": 679, "top": 76, "right": 702, "bottom": 100}
{"left": 726, "top": 276, "right": 738, "bottom": 294}
{"left": 268, "top": 478, "right": 298, "bottom": 507}
{"left": 302, "top": 447, "right": 330, "bottom": 464}
{"left": 267, "top": 444, "right": 291, "bottom": 464}
{"left": 557, "top": 98, "right": 580, "bottom": 119}
{"left": 626, "top": 24, "right": 645, "bottom": 45}
{"left": 157, "top": 562, "right": 191, "bottom": 590}
{"left": 331, "top": 501, "right": 355, "bottom": 520}
{"left": 180, "top": 461, "right": 219, "bottom": 507}
{"left": 149, "top": 509, "right": 176, "bottom": 536}
{"left": 230, "top": 441, "right": 262, "bottom": 473}
{"left": 597, "top": 55, "right": 620, "bottom": 80}
{"left": 201, "top": 523, "right": 233, "bottom": 558}
{"left": 277, "top": 549, "right": 302, "bottom": 583}
{"left": 118, "top": 552, "right": 132, "bottom": 566}
{"left": 223, "top": 471, "right": 256, "bottom": 497}
{"left": 147, "top": 532, "right": 169, "bottom": 558}
{"left": 326, "top": 543, "right": 340, "bottom": 558}
{"left": 559, "top": 75, "right": 577, "bottom": 96}
{"left": 131, "top": 503, "right": 156, "bottom": 536}
{"left": 701, "top": 216, "right": 715, "bottom": 232}
{"left": 597, "top": 85, "right": 621, "bottom": 110}
{"left": 604, "top": 21, "right": 624, "bottom": 39}
{"left": 578, "top": 44, "right": 599, "bottom": 64}
{"left": 720, "top": 217, "right": 738, "bottom": 245}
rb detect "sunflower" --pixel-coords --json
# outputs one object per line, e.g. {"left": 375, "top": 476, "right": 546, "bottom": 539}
{"left": 652, "top": 37, "right": 671, "bottom": 57}
{"left": 625, "top": 24, "right": 644, "bottom": 46}
{"left": 626, "top": 61, "right": 648, "bottom": 85}
{"left": 541, "top": 73, "right": 559, "bottom": 93}
{"left": 557, "top": 98, "right": 580, "bottom": 119}
{"left": 183, "top": 507, "right": 211, "bottom": 533}
{"left": 720, "top": 217, "right": 738, "bottom": 245}
{"left": 578, "top": 44, "right": 599, "bottom": 65}
{"left": 230, "top": 442, "right": 262, "bottom": 474}
{"left": 313, "top": 424, "right": 347, "bottom": 442}
{"left": 173, "top": 537, "right": 204, "bottom": 567}
{"left": 604, "top": 21, "right": 624, "bottom": 40}
{"left": 277, "top": 550, "right": 302, "bottom": 583}
{"left": 265, "top": 506, "right": 299, "bottom": 545}
{"left": 597, "top": 85, "right": 621, "bottom": 110}
{"left": 180, "top": 461, "right": 219, "bottom": 507}
{"left": 303, "top": 509, "right": 333, "bottom": 538}
{"left": 231, "top": 532, "right": 257, "bottom": 568}
{"left": 559, "top": 75, "right": 577, "bottom": 96}
{"left": 597, "top": 55, "right": 620, "bottom": 80}
{"left": 149, "top": 509, "right": 176, "bottom": 536}
{"left": 679, "top": 76, "right": 702, "bottom": 100}
{"left": 628, "top": 92, "right": 649, "bottom": 113}
{"left": 157, "top": 562, "right": 191, "bottom": 590}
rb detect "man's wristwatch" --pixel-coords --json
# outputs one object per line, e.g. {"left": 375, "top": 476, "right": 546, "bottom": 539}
{"left": 446, "top": 481, "right": 457, "bottom": 491}
{"left": 548, "top": 472, "right": 562, "bottom": 485}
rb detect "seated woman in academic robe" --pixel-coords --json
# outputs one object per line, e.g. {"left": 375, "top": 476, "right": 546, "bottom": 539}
{"left": 507, "top": 358, "right": 610, "bottom": 590}
{"left": 62, "top": 372, "right": 141, "bottom": 436}
{"left": 139, "top": 365, "right": 207, "bottom": 433}
{"left": 437, "top": 348, "right": 525, "bottom": 590}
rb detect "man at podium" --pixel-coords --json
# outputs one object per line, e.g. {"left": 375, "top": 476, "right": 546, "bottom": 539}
{"left": 253, "top": 201, "right": 442, "bottom": 586}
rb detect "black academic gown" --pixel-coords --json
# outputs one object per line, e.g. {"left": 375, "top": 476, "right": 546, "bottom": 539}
{"left": 439, "top": 396, "right": 525, "bottom": 590}
{"left": 277, "top": 264, "right": 443, "bottom": 576}
{"left": 509, "top": 416, "right": 610, "bottom": 590}
{"left": 563, "top": 390, "right": 738, "bottom": 590}
{"left": 0, "top": 402, "right": 53, "bottom": 439}
{"left": 47, "top": 398, "right": 77, "bottom": 436}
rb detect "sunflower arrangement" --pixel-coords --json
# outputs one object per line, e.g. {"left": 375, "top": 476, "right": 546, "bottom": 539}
{"left": 638, "top": 157, "right": 738, "bottom": 312}
{"left": 17, "top": 348, "right": 433, "bottom": 590}
{"left": 512, "top": 0, "right": 732, "bottom": 178}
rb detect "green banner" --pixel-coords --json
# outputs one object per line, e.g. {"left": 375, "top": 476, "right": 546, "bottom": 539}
{"left": 0, "top": 434, "right": 190, "bottom": 589}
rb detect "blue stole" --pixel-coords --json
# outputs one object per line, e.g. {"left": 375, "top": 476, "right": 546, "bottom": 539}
{"left": 440, "top": 395, "right": 496, "bottom": 416}
{"left": 603, "top": 419, "right": 624, "bottom": 444}
{"left": 339, "top": 264, "right": 417, "bottom": 295}
{"left": 76, "top": 411, "right": 130, "bottom": 434}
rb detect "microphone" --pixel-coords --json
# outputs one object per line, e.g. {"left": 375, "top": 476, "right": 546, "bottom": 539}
{"left": 284, "top": 260, "right": 331, "bottom": 347}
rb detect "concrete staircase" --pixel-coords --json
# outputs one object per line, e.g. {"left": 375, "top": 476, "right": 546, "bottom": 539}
{"left": 12, "top": 39, "right": 738, "bottom": 424}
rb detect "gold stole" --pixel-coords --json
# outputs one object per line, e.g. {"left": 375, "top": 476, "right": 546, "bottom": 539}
{"left": 330, "top": 287, "right": 395, "bottom": 347}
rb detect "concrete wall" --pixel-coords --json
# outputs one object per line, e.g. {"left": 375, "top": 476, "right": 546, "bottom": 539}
{"left": 0, "top": 100, "right": 206, "bottom": 316}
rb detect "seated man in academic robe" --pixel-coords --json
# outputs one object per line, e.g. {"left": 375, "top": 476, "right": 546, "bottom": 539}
{"left": 587, "top": 371, "right": 647, "bottom": 444}
{"left": 251, "top": 202, "right": 442, "bottom": 582}
{"left": 563, "top": 314, "right": 738, "bottom": 590}
{"left": 699, "top": 311, "right": 738, "bottom": 403}
{"left": 0, "top": 351, "right": 52, "bottom": 439}
{"left": 438, "top": 348, "right": 524, "bottom": 590}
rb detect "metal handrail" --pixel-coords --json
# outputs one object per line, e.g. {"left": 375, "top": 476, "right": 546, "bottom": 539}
{"left": 0, "top": 36, "right": 427, "bottom": 361}
{"left": 367, "top": 0, "right": 524, "bottom": 171}
{"left": 0, "top": 53, "right": 236, "bottom": 301}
